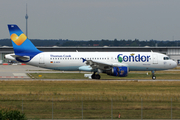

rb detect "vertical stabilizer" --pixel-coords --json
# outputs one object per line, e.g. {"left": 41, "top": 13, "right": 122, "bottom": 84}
{"left": 7, "top": 24, "right": 41, "bottom": 57}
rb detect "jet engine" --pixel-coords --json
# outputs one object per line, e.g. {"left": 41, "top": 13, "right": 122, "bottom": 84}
{"left": 106, "top": 66, "right": 128, "bottom": 77}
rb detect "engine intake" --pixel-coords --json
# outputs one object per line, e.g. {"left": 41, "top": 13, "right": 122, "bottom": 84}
{"left": 106, "top": 66, "right": 128, "bottom": 77}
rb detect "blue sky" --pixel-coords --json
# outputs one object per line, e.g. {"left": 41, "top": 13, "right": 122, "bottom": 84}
{"left": 1, "top": 0, "right": 180, "bottom": 40}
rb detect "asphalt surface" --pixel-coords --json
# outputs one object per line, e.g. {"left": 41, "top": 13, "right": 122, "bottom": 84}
{"left": 0, "top": 64, "right": 91, "bottom": 79}
{"left": 0, "top": 64, "right": 48, "bottom": 78}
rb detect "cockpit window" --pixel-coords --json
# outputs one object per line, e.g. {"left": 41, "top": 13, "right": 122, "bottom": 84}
{"left": 163, "top": 57, "right": 170, "bottom": 60}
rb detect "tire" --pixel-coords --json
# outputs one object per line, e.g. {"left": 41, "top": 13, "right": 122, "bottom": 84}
{"left": 152, "top": 76, "right": 156, "bottom": 80}
{"left": 91, "top": 74, "right": 95, "bottom": 79}
{"left": 96, "top": 74, "right": 101, "bottom": 79}
{"left": 91, "top": 74, "right": 101, "bottom": 79}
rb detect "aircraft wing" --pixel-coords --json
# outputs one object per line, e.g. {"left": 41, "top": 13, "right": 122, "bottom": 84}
{"left": 82, "top": 58, "right": 127, "bottom": 70}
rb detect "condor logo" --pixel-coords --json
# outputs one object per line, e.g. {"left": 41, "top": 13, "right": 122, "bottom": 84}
{"left": 10, "top": 33, "right": 27, "bottom": 46}
{"left": 117, "top": 54, "right": 150, "bottom": 62}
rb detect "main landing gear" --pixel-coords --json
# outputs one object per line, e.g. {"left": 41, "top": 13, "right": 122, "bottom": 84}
{"left": 151, "top": 71, "right": 156, "bottom": 80}
{"left": 91, "top": 72, "right": 101, "bottom": 79}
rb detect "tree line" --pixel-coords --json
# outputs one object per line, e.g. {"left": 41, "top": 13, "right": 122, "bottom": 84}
{"left": 0, "top": 38, "right": 179, "bottom": 47}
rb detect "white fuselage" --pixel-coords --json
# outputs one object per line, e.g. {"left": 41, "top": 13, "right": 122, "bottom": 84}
{"left": 24, "top": 52, "right": 177, "bottom": 72}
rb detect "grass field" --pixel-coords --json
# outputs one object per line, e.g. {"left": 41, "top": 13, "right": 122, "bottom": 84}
{"left": 29, "top": 70, "right": 180, "bottom": 79}
{"left": 0, "top": 80, "right": 180, "bottom": 119}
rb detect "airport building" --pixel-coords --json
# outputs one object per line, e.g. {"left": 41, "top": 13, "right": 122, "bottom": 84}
{"left": 0, "top": 46, "right": 180, "bottom": 64}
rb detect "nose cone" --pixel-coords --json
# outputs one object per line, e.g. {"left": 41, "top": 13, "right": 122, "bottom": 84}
{"left": 170, "top": 61, "right": 177, "bottom": 69}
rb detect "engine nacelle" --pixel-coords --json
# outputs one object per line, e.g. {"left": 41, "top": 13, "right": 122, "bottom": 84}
{"left": 106, "top": 66, "right": 128, "bottom": 77}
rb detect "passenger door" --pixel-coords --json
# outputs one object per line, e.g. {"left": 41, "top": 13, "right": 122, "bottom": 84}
{"left": 153, "top": 54, "right": 158, "bottom": 64}
{"left": 39, "top": 54, "right": 44, "bottom": 64}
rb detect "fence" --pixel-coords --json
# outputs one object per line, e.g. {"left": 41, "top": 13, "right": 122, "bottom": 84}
{"left": 0, "top": 95, "right": 179, "bottom": 119}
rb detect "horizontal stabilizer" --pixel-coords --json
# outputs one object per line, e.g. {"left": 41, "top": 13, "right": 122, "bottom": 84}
{"left": 11, "top": 55, "right": 30, "bottom": 61}
{"left": 5, "top": 53, "right": 30, "bottom": 62}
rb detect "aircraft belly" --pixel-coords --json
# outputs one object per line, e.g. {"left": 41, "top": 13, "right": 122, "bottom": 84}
{"left": 129, "top": 65, "right": 166, "bottom": 71}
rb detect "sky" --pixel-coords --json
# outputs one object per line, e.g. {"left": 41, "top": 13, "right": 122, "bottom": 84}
{"left": 1, "top": 0, "right": 180, "bottom": 40}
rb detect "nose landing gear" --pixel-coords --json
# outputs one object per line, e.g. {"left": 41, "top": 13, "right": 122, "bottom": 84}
{"left": 151, "top": 71, "right": 156, "bottom": 80}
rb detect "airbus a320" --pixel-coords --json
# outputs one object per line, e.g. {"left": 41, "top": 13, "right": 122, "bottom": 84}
{"left": 5, "top": 24, "right": 177, "bottom": 80}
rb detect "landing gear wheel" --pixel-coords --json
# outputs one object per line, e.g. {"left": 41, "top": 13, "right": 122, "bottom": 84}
{"left": 91, "top": 74, "right": 95, "bottom": 79}
{"left": 91, "top": 74, "right": 101, "bottom": 79}
{"left": 95, "top": 74, "right": 101, "bottom": 79}
{"left": 151, "top": 71, "right": 156, "bottom": 80}
{"left": 152, "top": 75, "right": 156, "bottom": 80}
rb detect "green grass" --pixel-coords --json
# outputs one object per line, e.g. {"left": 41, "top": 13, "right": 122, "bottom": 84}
{"left": 0, "top": 96, "right": 179, "bottom": 119}
{"left": 0, "top": 80, "right": 180, "bottom": 97}
{"left": 30, "top": 71, "right": 180, "bottom": 79}
{"left": 0, "top": 80, "right": 180, "bottom": 119}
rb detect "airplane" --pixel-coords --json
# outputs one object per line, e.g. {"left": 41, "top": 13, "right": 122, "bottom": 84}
{"left": 5, "top": 24, "right": 177, "bottom": 80}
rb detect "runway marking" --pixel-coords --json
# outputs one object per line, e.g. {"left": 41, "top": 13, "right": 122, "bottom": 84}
{"left": 0, "top": 76, "right": 27, "bottom": 78}
{"left": 0, "top": 73, "right": 29, "bottom": 79}
{"left": 13, "top": 73, "right": 27, "bottom": 76}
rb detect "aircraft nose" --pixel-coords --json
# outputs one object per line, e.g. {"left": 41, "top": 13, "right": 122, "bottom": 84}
{"left": 171, "top": 61, "right": 177, "bottom": 68}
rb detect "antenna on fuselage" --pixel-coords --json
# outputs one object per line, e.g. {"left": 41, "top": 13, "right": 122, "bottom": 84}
{"left": 25, "top": 3, "right": 28, "bottom": 37}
